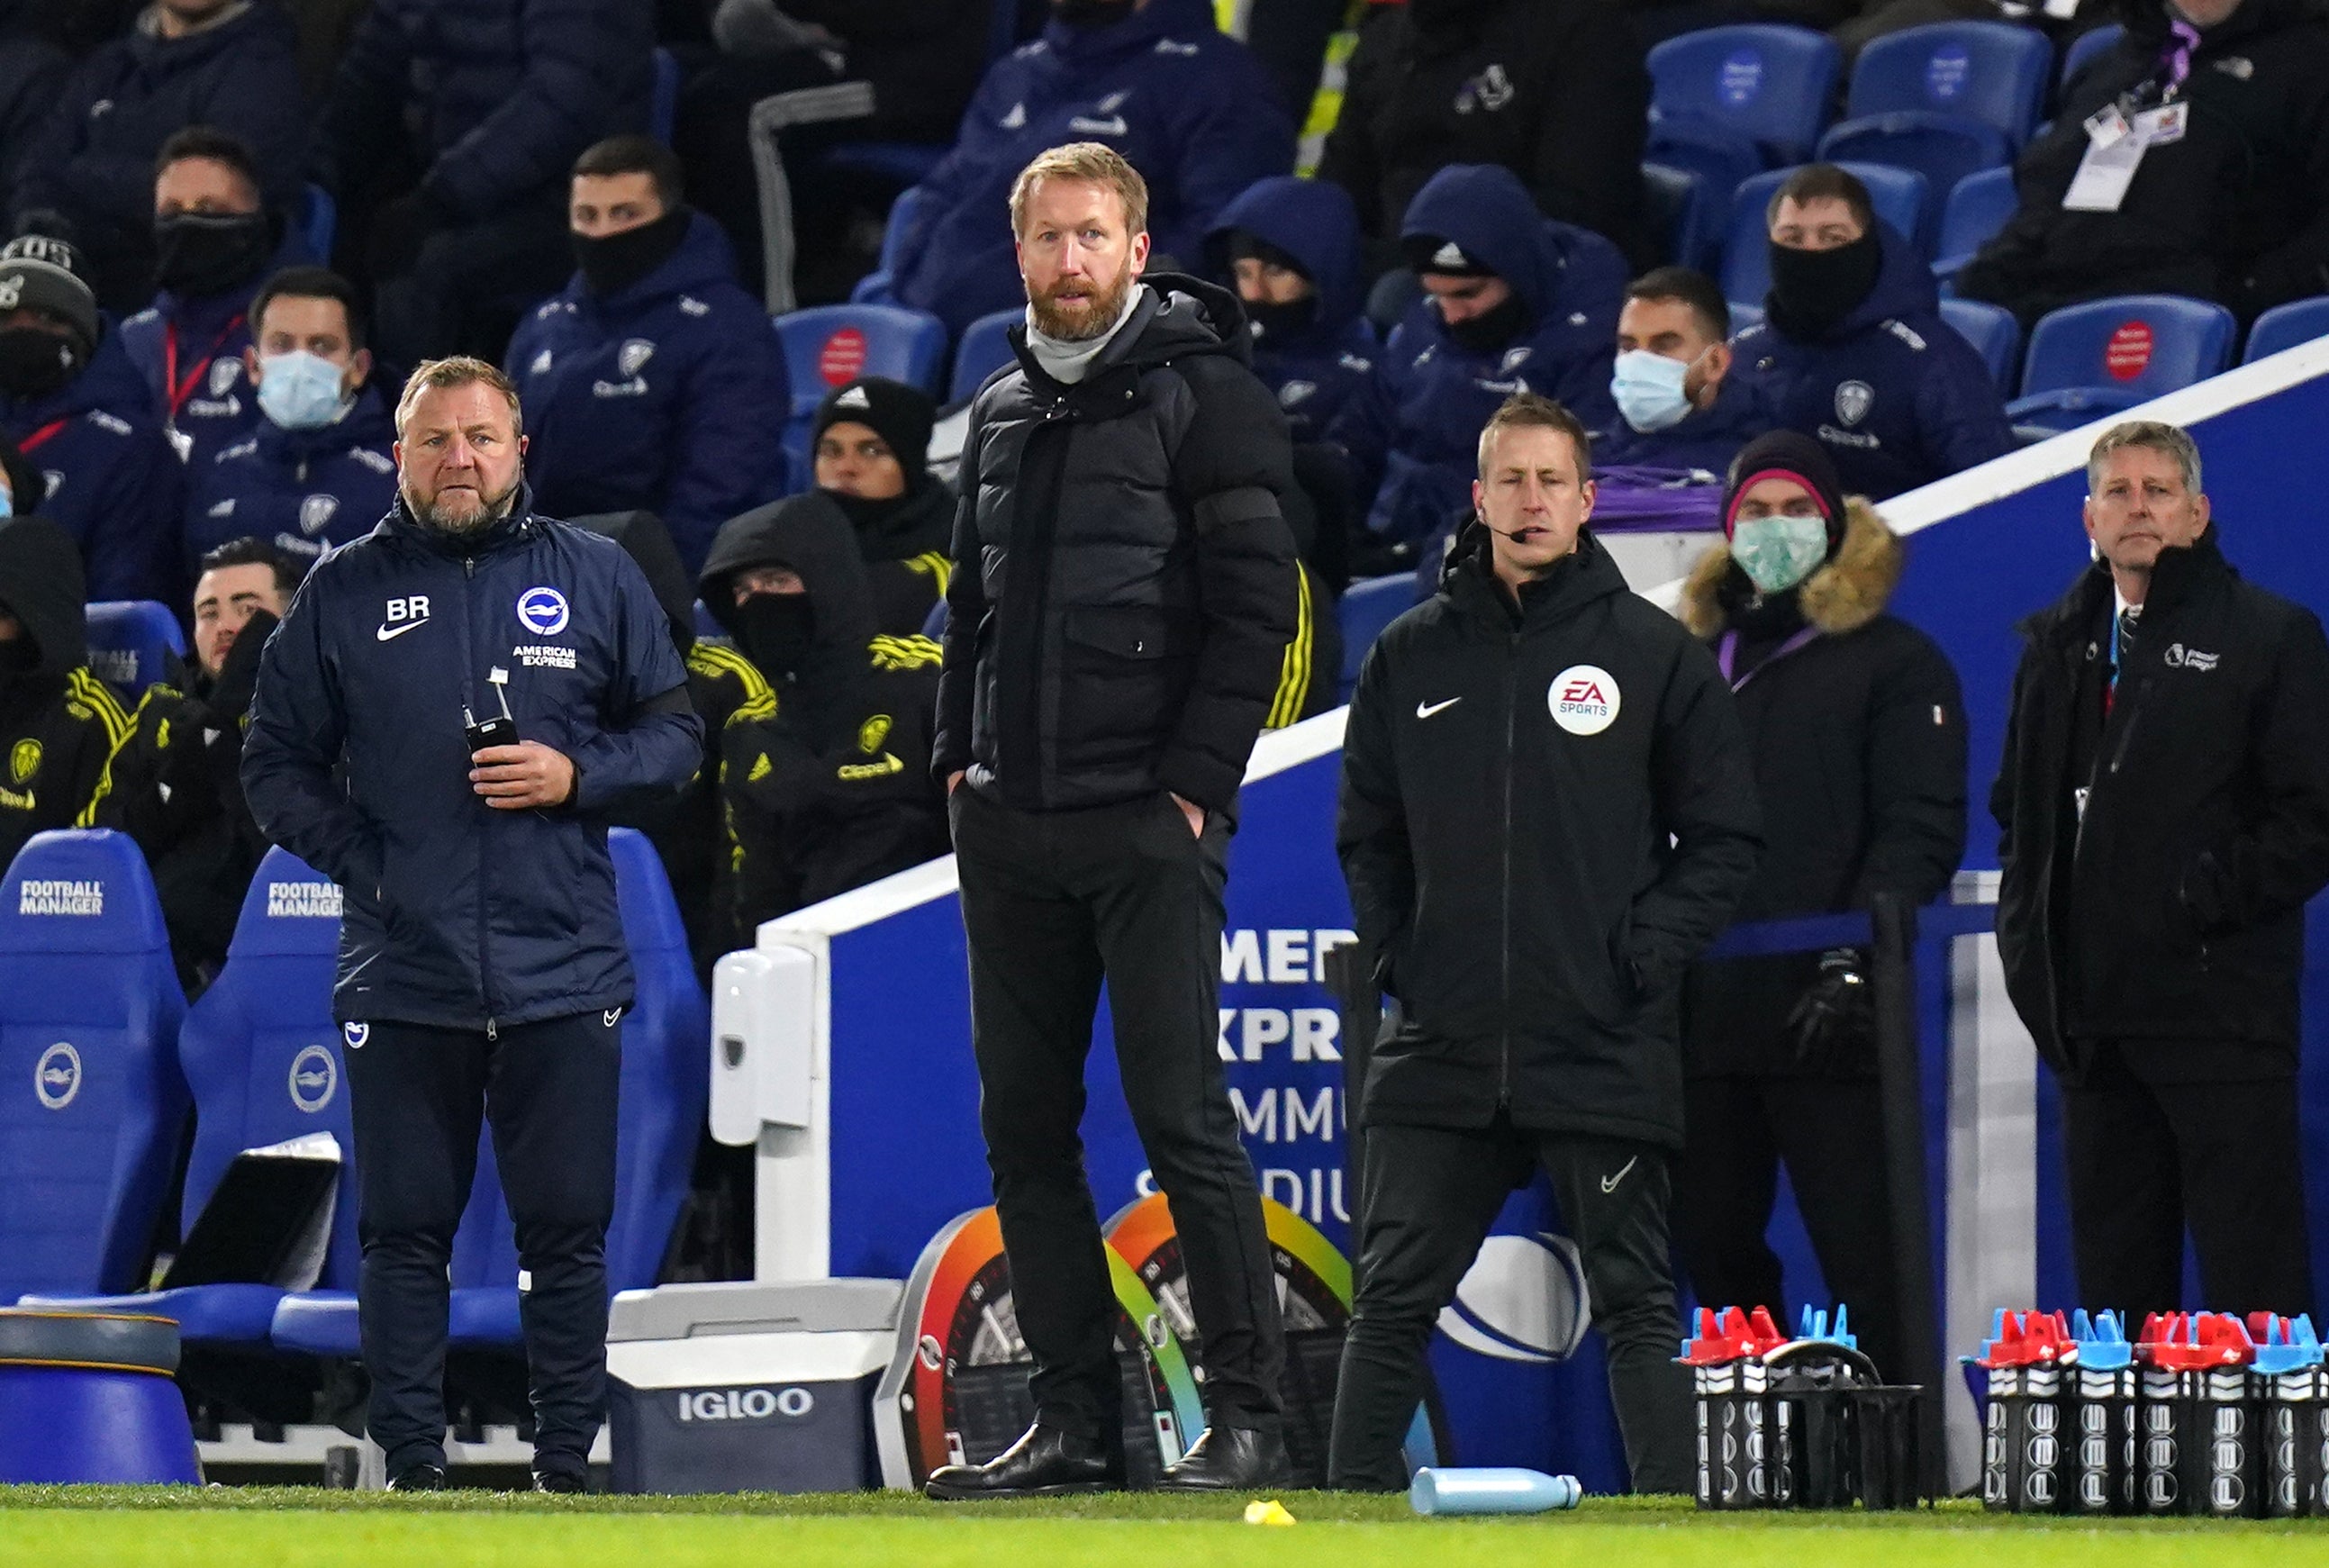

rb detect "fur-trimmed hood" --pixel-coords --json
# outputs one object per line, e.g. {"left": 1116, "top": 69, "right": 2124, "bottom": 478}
{"left": 1680, "top": 495, "right": 1902, "bottom": 639}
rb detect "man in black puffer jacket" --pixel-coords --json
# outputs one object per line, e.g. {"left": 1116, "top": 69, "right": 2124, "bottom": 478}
{"left": 1330, "top": 392, "right": 1759, "bottom": 1495}
{"left": 1994, "top": 419, "right": 2329, "bottom": 1324}
{"left": 1673, "top": 432, "right": 1966, "bottom": 1388}
{"left": 927, "top": 143, "right": 1300, "bottom": 1500}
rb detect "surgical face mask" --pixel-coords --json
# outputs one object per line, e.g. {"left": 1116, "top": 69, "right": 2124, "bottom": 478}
{"left": 0, "top": 482, "right": 11, "bottom": 518}
{"left": 1730, "top": 512, "right": 1832, "bottom": 595}
{"left": 1610, "top": 349, "right": 1694, "bottom": 433}
{"left": 256, "top": 349, "right": 349, "bottom": 430}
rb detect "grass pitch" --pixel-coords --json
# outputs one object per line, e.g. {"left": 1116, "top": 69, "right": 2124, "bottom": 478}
{"left": 9, "top": 1490, "right": 2329, "bottom": 1568}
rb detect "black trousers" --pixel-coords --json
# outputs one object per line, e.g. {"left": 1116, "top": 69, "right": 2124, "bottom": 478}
{"left": 950, "top": 785, "right": 1285, "bottom": 1438}
{"left": 1674, "top": 1074, "right": 1907, "bottom": 1382}
{"left": 1328, "top": 1118, "right": 1696, "bottom": 1494}
{"left": 2060, "top": 1041, "right": 2314, "bottom": 1323}
{"left": 344, "top": 1010, "right": 622, "bottom": 1477}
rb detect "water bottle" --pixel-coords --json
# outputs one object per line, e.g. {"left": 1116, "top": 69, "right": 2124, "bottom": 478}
{"left": 1409, "top": 1467, "right": 1582, "bottom": 1515}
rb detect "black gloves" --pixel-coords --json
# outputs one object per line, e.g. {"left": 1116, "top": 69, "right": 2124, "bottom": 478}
{"left": 1788, "top": 947, "right": 1872, "bottom": 1074}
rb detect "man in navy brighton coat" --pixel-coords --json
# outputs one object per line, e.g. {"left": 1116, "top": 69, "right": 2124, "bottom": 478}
{"left": 891, "top": 0, "right": 1297, "bottom": 338}
{"left": 241, "top": 358, "right": 701, "bottom": 1494}
{"left": 507, "top": 136, "right": 791, "bottom": 579}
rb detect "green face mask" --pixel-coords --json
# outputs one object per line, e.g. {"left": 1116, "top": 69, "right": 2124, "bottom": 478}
{"left": 1730, "top": 512, "right": 1830, "bottom": 595}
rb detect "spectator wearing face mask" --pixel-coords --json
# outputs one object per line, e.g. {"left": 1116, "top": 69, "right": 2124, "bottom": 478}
{"left": 1672, "top": 430, "right": 1965, "bottom": 1389}
{"left": 118, "top": 126, "right": 313, "bottom": 476}
{"left": 0, "top": 234, "right": 185, "bottom": 603}
{"left": 186, "top": 266, "right": 396, "bottom": 570}
{"left": 8, "top": 0, "right": 304, "bottom": 313}
{"left": 807, "top": 377, "right": 953, "bottom": 639}
{"left": 0, "top": 509, "right": 132, "bottom": 871}
{"left": 1729, "top": 165, "right": 2013, "bottom": 502}
{"left": 1599, "top": 267, "right": 1767, "bottom": 476}
{"left": 1205, "top": 176, "right": 1377, "bottom": 445}
{"left": 506, "top": 136, "right": 793, "bottom": 580}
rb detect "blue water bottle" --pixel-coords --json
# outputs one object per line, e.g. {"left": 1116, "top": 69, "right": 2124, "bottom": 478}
{"left": 1409, "top": 1467, "right": 1582, "bottom": 1516}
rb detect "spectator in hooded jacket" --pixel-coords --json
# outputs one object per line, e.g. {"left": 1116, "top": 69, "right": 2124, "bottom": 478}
{"left": 699, "top": 494, "right": 947, "bottom": 930}
{"left": 507, "top": 136, "right": 792, "bottom": 579}
{"left": 1673, "top": 431, "right": 1965, "bottom": 1389}
{"left": 887, "top": 0, "right": 1298, "bottom": 338}
{"left": 92, "top": 534, "right": 292, "bottom": 991}
{"left": 808, "top": 377, "right": 954, "bottom": 639}
{"left": 1319, "top": 0, "right": 1652, "bottom": 271}
{"left": 0, "top": 512, "right": 132, "bottom": 869}
{"left": 0, "top": 235, "right": 185, "bottom": 603}
{"left": 119, "top": 125, "right": 313, "bottom": 476}
{"left": 186, "top": 265, "right": 398, "bottom": 568}
{"left": 1206, "top": 175, "right": 1377, "bottom": 446}
{"left": 9, "top": 0, "right": 304, "bottom": 313}
{"left": 1958, "top": 0, "right": 2329, "bottom": 327}
{"left": 1730, "top": 165, "right": 2014, "bottom": 502}
{"left": 1330, "top": 162, "right": 1626, "bottom": 557}
{"left": 314, "top": 0, "right": 655, "bottom": 366}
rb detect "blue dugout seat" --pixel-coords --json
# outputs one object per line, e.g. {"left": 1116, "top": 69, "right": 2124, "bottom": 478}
{"left": 2059, "top": 23, "right": 2125, "bottom": 89}
{"left": 85, "top": 601, "right": 186, "bottom": 698}
{"left": 950, "top": 306, "right": 1021, "bottom": 403}
{"left": 850, "top": 185, "right": 937, "bottom": 304}
{"left": 2009, "top": 295, "right": 2236, "bottom": 432}
{"left": 1643, "top": 161, "right": 1722, "bottom": 272}
{"left": 1338, "top": 574, "right": 1419, "bottom": 703}
{"left": 774, "top": 305, "right": 948, "bottom": 485}
{"left": 302, "top": 184, "right": 336, "bottom": 263}
{"left": 651, "top": 48, "right": 679, "bottom": 145}
{"left": 1646, "top": 25, "right": 1841, "bottom": 207}
{"left": 1933, "top": 166, "right": 2016, "bottom": 283}
{"left": 1721, "top": 163, "right": 1928, "bottom": 308}
{"left": 1940, "top": 297, "right": 2022, "bottom": 392}
{"left": 1, "top": 830, "right": 187, "bottom": 1304}
{"left": 2243, "top": 297, "right": 2329, "bottom": 364}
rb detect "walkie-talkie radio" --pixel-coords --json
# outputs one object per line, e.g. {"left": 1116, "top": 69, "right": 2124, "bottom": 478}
{"left": 464, "top": 666, "right": 518, "bottom": 754}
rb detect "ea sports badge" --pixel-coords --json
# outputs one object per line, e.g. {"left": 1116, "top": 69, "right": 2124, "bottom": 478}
{"left": 1549, "top": 665, "right": 1619, "bottom": 736}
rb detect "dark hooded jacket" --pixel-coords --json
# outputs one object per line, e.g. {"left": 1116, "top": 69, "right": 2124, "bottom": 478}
{"left": 315, "top": 0, "right": 653, "bottom": 222}
{"left": 1337, "top": 525, "right": 1760, "bottom": 1145}
{"left": 186, "top": 380, "right": 400, "bottom": 571}
{"left": 1677, "top": 499, "right": 1969, "bottom": 1076}
{"left": 1206, "top": 175, "right": 1380, "bottom": 445}
{"left": 8, "top": 1, "right": 305, "bottom": 304}
{"left": 0, "top": 513, "right": 131, "bottom": 869}
{"left": 891, "top": 0, "right": 1298, "bottom": 337}
{"left": 575, "top": 509, "right": 773, "bottom": 974}
{"left": 1957, "top": 0, "right": 2329, "bottom": 324}
{"left": 117, "top": 225, "right": 314, "bottom": 476}
{"left": 1992, "top": 527, "right": 2329, "bottom": 1075}
{"left": 935, "top": 272, "right": 1302, "bottom": 815}
{"left": 1318, "top": 0, "right": 1651, "bottom": 267}
{"left": 1730, "top": 222, "right": 2015, "bottom": 502}
{"left": 1330, "top": 163, "right": 1627, "bottom": 544}
{"left": 701, "top": 494, "right": 947, "bottom": 926}
{"left": 507, "top": 213, "right": 793, "bottom": 578}
{"left": 832, "top": 480, "right": 957, "bottom": 640}
{"left": 0, "top": 329, "right": 185, "bottom": 603}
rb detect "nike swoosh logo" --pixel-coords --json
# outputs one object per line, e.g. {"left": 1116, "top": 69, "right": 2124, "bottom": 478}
{"left": 1600, "top": 1156, "right": 1639, "bottom": 1194}
{"left": 1416, "top": 697, "right": 1462, "bottom": 719}
{"left": 376, "top": 619, "right": 428, "bottom": 642}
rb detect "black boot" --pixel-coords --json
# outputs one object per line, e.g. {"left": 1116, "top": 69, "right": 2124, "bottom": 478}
{"left": 385, "top": 1461, "right": 447, "bottom": 1491}
{"left": 924, "top": 1422, "right": 1127, "bottom": 1500}
{"left": 1156, "top": 1427, "right": 1289, "bottom": 1491}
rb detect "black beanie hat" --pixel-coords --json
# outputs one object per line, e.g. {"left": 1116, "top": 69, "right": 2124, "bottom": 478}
{"left": 811, "top": 377, "right": 936, "bottom": 480}
{"left": 1723, "top": 429, "right": 1850, "bottom": 555}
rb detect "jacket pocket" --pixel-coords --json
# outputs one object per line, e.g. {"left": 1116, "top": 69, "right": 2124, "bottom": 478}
{"left": 1057, "top": 606, "right": 1193, "bottom": 758}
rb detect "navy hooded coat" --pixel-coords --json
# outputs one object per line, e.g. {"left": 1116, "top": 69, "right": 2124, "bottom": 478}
{"left": 1206, "top": 175, "right": 1379, "bottom": 445}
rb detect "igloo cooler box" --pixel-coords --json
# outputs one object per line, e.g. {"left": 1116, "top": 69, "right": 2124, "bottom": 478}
{"left": 606, "top": 1278, "right": 903, "bottom": 1493}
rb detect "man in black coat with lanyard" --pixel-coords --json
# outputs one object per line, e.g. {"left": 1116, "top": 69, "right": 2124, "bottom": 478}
{"left": 1994, "top": 419, "right": 2329, "bottom": 1323}
{"left": 1673, "top": 431, "right": 1967, "bottom": 1386}
{"left": 1331, "top": 391, "right": 1760, "bottom": 1493}
{"left": 928, "top": 143, "right": 1301, "bottom": 1499}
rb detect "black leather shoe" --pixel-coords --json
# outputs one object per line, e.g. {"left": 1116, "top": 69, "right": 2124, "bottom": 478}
{"left": 924, "top": 1422, "right": 1126, "bottom": 1500}
{"left": 385, "top": 1462, "right": 447, "bottom": 1491}
{"left": 1156, "top": 1427, "right": 1289, "bottom": 1491}
{"left": 531, "top": 1469, "right": 586, "bottom": 1494}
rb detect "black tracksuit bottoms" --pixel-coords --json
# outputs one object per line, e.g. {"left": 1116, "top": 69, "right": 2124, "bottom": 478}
{"left": 2059, "top": 1040, "right": 2314, "bottom": 1323}
{"left": 343, "top": 1010, "right": 622, "bottom": 1478}
{"left": 949, "top": 784, "right": 1286, "bottom": 1439}
{"left": 1328, "top": 1117, "right": 1698, "bottom": 1494}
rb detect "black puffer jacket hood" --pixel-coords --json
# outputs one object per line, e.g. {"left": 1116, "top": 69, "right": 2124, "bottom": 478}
{"left": 0, "top": 513, "right": 86, "bottom": 677}
{"left": 573, "top": 509, "right": 696, "bottom": 651}
{"left": 698, "top": 492, "right": 876, "bottom": 664}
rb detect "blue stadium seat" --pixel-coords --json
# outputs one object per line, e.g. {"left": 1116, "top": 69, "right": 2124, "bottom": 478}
{"left": 693, "top": 599, "right": 728, "bottom": 646}
{"left": 24, "top": 847, "right": 354, "bottom": 1344}
{"left": 1646, "top": 25, "right": 1841, "bottom": 168}
{"left": 1, "top": 830, "right": 187, "bottom": 1304}
{"left": 2243, "top": 297, "right": 2329, "bottom": 364}
{"left": 302, "top": 183, "right": 336, "bottom": 263}
{"left": 84, "top": 601, "right": 186, "bottom": 698}
{"left": 651, "top": 48, "right": 679, "bottom": 145}
{"left": 773, "top": 305, "right": 948, "bottom": 483}
{"left": 2058, "top": 23, "right": 2125, "bottom": 88}
{"left": 1932, "top": 166, "right": 2016, "bottom": 282}
{"left": 1721, "top": 163, "right": 1928, "bottom": 307}
{"left": 2008, "top": 295, "right": 2237, "bottom": 432}
{"left": 1643, "top": 161, "right": 1722, "bottom": 272}
{"left": 1939, "top": 296, "right": 2022, "bottom": 392}
{"left": 851, "top": 186, "right": 938, "bottom": 304}
{"left": 920, "top": 597, "right": 948, "bottom": 641}
{"left": 1338, "top": 574, "right": 1419, "bottom": 702}
{"left": 950, "top": 306, "right": 1022, "bottom": 403}
{"left": 1841, "top": 23, "right": 2050, "bottom": 148}
{"left": 1815, "top": 118, "right": 2003, "bottom": 249}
